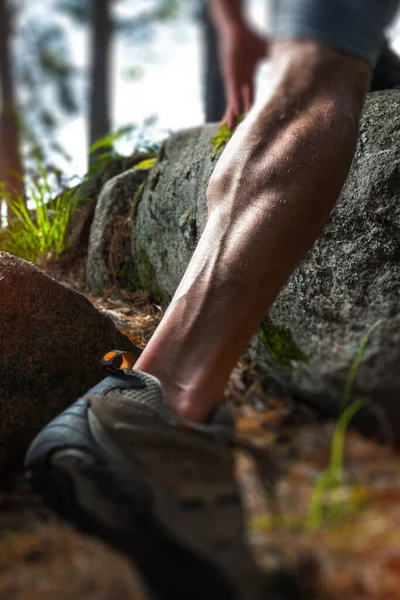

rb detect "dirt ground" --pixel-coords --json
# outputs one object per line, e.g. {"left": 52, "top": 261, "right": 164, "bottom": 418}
{"left": 1, "top": 277, "right": 399, "bottom": 600}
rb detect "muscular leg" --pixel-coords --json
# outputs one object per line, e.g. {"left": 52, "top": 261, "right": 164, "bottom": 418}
{"left": 25, "top": 7, "right": 399, "bottom": 592}
{"left": 135, "top": 40, "right": 371, "bottom": 422}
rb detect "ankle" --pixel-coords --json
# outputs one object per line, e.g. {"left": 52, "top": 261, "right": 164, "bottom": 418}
{"left": 134, "top": 362, "right": 214, "bottom": 424}
{"left": 167, "top": 393, "right": 211, "bottom": 423}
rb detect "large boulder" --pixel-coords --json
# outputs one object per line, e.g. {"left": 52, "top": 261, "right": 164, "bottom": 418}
{"left": 0, "top": 252, "right": 141, "bottom": 474}
{"left": 128, "top": 91, "right": 400, "bottom": 439}
{"left": 60, "top": 152, "right": 154, "bottom": 269}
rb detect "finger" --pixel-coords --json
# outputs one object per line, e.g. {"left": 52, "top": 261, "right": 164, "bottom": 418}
{"left": 242, "top": 83, "right": 254, "bottom": 114}
{"left": 222, "top": 106, "right": 237, "bottom": 130}
{"left": 221, "top": 110, "right": 230, "bottom": 128}
{"left": 225, "top": 68, "right": 243, "bottom": 106}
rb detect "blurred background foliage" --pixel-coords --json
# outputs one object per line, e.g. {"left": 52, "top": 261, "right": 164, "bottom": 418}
{"left": 0, "top": 0, "right": 229, "bottom": 214}
{"left": 0, "top": 0, "right": 234, "bottom": 259}
{"left": 2, "top": 0, "right": 400, "bottom": 254}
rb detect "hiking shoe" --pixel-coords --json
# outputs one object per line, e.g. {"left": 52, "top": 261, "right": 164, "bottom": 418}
{"left": 25, "top": 358, "right": 274, "bottom": 600}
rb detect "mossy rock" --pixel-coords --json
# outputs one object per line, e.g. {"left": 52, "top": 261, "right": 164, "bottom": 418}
{"left": 86, "top": 169, "right": 150, "bottom": 294}
{"left": 68, "top": 152, "right": 156, "bottom": 235}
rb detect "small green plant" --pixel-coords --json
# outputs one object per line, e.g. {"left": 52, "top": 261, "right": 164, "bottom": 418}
{"left": 307, "top": 319, "right": 388, "bottom": 529}
{"left": 133, "top": 157, "right": 156, "bottom": 170}
{"left": 86, "top": 125, "right": 137, "bottom": 179}
{"left": 248, "top": 319, "right": 389, "bottom": 535}
{"left": 340, "top": 319, "right": 387, "bottom": 413}
{"left": 307, "top": 399, "right": 364, "bottom": 529}
{"left": 0, "top": 165, "right": 82, "bottom": 263}
{"left": 87, "top": 120, "right": 161, "bottom": 180}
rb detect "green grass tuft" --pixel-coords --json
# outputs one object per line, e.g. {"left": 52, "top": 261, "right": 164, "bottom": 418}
{"left": 0, "top": 166, "right": 83, "bottom": 263}
{"left": 307, "top": 319, "right": 388, "bottom": 530}
{"left": 307, "top": 399, "right": 364, "bottom": 529}
{"left": 250, "top": 319, "right": 389, "bottom": 535}
{"left": 340, "top": 319, "right": 387, "bottom": 413}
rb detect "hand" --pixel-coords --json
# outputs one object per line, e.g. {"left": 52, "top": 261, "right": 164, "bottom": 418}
{"left": 219, "top": 23, "right": 268, "bottom": 128}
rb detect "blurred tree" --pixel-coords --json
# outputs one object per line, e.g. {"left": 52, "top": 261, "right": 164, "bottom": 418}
{"left": 56, "top": 0, "right": 180, "bottom": 166}
{"left": 15, "top": 10, "right": 78, "bottom": 184}
{"left": 198, "top": 0, "right": 225, "bottom": 122}
{"left": 0, "top": 0, "right": 25, "bottom": 211}
{"left": 89, "top": 0, "right": 112, "bottom": 165}
{"left": 0, "top": 0, "right": 79, "bottom": 220}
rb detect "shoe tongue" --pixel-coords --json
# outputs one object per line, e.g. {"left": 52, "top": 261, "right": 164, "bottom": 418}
{"left": 176, "top": 406, "right": 234, "bottom": 444}
{"left": 120, "top": 370, "right": 234, "bottom": 442}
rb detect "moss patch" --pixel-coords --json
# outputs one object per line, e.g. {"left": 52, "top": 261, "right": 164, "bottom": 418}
{"left": 133, "top": 157, "right": 156, "bottom": 170}
{"left": 137, "top": 247, "right": 167, "bottom": 304}
{"left": 210, "top": 125, "right": 233, "bottom": 158}
{"left": 260, "top": 316, "right": 307, "bottom": 370}
{"left": 210, "top": 117, "right": 243, "bottom": 159}
{"left": 116, "top": 262, "right": 139, "bottom": 291}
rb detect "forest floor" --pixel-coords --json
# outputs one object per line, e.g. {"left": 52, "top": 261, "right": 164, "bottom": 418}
{"left": 1, "top": 266, "right": 400, "bottom": 600}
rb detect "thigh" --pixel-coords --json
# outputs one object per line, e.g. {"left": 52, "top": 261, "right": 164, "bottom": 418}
{"left": 268, "top": 0, "right": 400, "bottom": 67}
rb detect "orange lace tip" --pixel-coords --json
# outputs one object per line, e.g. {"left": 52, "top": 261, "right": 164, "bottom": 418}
{"left": 101, "top": 350, "right": 136, "bottom": 372}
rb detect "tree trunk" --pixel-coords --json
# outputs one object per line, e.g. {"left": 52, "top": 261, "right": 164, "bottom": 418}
{"left": 199, "top": 1, "right": 226, "bottom": 123}
{"left": 0, "top": 0, "right": 25, "bottom": 218}
{"left": 88, "top": 0, "right": 112, "bottom": 166}
{"left": 370, "top": 41, "right": 400, "bottom": 91}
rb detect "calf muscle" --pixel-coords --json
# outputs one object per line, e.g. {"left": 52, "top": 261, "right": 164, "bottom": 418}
{"left": 135, "top": 40, "right": 371, "bottom": 422}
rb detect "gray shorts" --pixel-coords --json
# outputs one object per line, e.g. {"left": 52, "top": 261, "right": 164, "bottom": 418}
{"left": 269, "top": 0, "right": 400, "bottom": 67}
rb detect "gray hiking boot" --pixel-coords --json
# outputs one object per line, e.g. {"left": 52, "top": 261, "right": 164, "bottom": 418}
{"left": 25, "top": 355, "right": 276, "bottom": 600}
